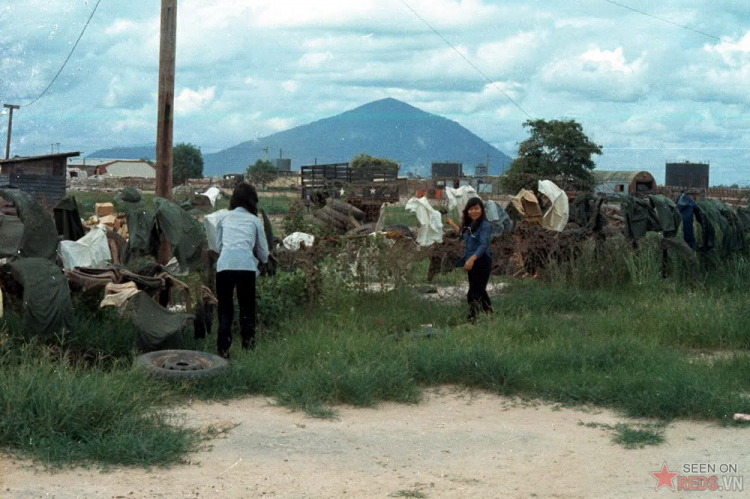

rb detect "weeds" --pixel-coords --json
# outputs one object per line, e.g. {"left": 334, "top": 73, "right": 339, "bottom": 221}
{"left": 578, "top": 420, "right": 665, "bottom": 449}
{"left": 2, "top": 221, "right": 750, "bottom": 468}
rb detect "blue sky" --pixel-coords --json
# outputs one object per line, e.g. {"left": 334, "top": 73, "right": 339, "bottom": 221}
{"left": 1, "top": 0, "right": 749, "bottom": 184}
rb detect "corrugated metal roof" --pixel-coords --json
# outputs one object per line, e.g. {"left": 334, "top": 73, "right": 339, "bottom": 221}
{"left": 0, "top": 152, "right": 80, "bottom": 164}
{"left": 593, "top": 170, "right": 648, "bottom": 183}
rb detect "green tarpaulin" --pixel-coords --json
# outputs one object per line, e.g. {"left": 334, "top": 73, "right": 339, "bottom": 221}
{"left": 7, "top": 258, "right": 75, "bottom": 336}
{"left": 54, "top": 196, "right": 86, "bottom": 241}
{"left": 0, "top": 214, "right": 24, "bottom": 258}
{"left": 648, "top": 195, "right": 682, "bottom": 238}
{"left": 698, "top": 199, "right": 743, "bottom": 257}
{"left": 118, "top": 187, "right": 155, "bottom": 263}
{"left": 125, "top": 291, "right": 192, "bottom": 352}
{"left": 0, "top": 188, "right": 59, "bottom": 260}
{"left": 622, "top": 196, "right": 660, "bottom": 239}
{"left": 153, "top": 197, "right": 207, "bottom": 270}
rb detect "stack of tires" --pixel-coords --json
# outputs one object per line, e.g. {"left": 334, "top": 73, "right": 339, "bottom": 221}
{"left": 313, "top": 199, "right": 365, "bottom": 232}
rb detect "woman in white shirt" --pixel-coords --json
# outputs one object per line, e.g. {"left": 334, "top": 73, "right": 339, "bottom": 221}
{"left": 215, "top": 183, "right": 269, "bottom": 358}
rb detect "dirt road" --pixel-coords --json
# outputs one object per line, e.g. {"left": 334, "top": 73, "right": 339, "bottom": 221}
{"left": 1, "top": 388, "right": 747, "bottom": 498}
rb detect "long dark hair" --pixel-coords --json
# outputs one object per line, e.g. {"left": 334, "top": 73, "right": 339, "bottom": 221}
{"left": 229, "top": 182, "right": 259, "bottom": 215}
{"left": 461, "top": 197, "right": 486, "bottom": 233}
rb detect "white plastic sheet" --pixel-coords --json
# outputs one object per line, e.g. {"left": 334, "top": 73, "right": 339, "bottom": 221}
{"left": 203, "top": 209, "right": 229, "bottom": 251}
{"left": 202, "top": 187, "right": 222, "bottom": 207}
{"left": 537, "top": 180, "right": 570, "bottom": 232}
{"left": 283, "top": 232, "right": 315, "bottom": 251}
{"left": 405, "top": 197, "right": 443, "bottom": 247}
{"left": 446, "top": 186, "right": 479, "bottom": 214}
{"left": 59, "top": 225, "right": 112, "bottom": 270}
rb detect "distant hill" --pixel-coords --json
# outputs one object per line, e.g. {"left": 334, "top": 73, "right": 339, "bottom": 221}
{"left": 89, "top": 98, "right": 512, "bottom": 177}
{"left": 87, "top": 145, "right": 156, "bottom": 161}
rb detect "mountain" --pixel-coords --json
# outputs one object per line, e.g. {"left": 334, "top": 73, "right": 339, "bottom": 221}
{"left": 89, "top": 98, "right": 513, "bottom": 177}
{"left": 87, "top": 145, "right": 156, "bottom": 160}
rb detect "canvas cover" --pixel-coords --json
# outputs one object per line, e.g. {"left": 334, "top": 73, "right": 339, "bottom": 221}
{"left": 648, "top": 195, "right": 682, "bottom": 238}
{"left": 118, "top": 187, "right": 155, "bottom": 262}
{"left": 0, "top": 187, "right": 59, "bottom": 260}
{"left": 537, "top": 180, "right": 569, "bottom": 232}
{"left": 283, "top": 232, "right": 315, "bottom": 251}
{"left": 622, "top": 196, "right": 660, "bottom": 239}
{"left": 484, "top": 200, "right": 513, "bottom": 239}
{"left": 7, "top": 257, "right": 75, "bottom": 337}
{"left": 510, "top": 189, "right": 543, "bottom": 225}
{"left": 153, "top": 197, "right": 207, "bottom": 270}
{"left": 53, "top": 196, "right": 86, "bottom": 241}
{"left": 0, "top": 214, "right": 24, "bottom": 258}
{"left": 125, "top": 291, "right": 193, "bottom": 352}
{"left": 445, "top": 186, "right": 479, "bottom": 215}
{"left": 59, "top": 225, "right": 112, "bottom": 270}
{"left": 202, "top": 187, "right": 222, "bottom": 207}
{"left": 203, "top": 209, "right": 228, "bottom": 251}
{"left": 405, "top": 196, "right": 443, "bottom": 247}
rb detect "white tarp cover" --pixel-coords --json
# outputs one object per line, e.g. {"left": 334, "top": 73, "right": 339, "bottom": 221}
{"left": 374, "top": 202, "right": 392, "bottom": 233}
{"left": 203, "top": 209, "right": 229, "bottom": 251}
{"left": 405, "top": 197, "right": 443, "bottom": 247}
{"left": 202, "top": 187, "right": 222, "bottom": 207}
{"left": 537, "top": 180, "right": 570, "bottom": 232}
{"left": 445, "top": 186, "right": 479, "bottom": 215}
{"left": 283, "top": 232, "right": 315, "bottom": 251}
{"left": 59, "top": 225, "right": 112, "bottom": 270}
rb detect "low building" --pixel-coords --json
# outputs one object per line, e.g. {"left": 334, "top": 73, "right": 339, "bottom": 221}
{"left": 593, "top": 170, "right": 656, "bottom": 196}
{"left": 665, "top": 162, "right": 709, "bottom": 189}
{"left": 95, "top": 160, "right": 156, "bottom": 178}
{"left": 431, "top": 162, "right": 462, "bottom": 179}
{"left": 0, "top": 151, "right": 80, "bottom": 206}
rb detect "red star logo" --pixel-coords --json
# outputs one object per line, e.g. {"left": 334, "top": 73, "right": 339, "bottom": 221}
{"left": 651, "top": 462, "right": 679, "bottom": 491}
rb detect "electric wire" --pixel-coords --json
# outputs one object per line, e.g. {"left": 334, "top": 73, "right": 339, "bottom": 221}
{"left": 398, "top": 0, "right": 533, "bottom": 119}
{"left": 603, "top": 0, "right": 721, "bottom": 41}
{"left": 23, "top": 0, "right": 103, "bottom": 107}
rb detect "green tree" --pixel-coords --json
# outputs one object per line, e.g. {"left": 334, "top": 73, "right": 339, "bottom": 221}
{"left": 501, "top": 119, "right": 602, "bottom": 193}
{"left": 350, "top": 153, "right": 400, "bottom": 170}
{"left": 172, "top": 143, "right": 204, "bottom": 185}
{"left": 247, "top": 159, "right": 278, "bottom": 189}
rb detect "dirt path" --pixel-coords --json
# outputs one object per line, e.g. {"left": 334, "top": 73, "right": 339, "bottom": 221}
{"left": 1, "top": 388, "right": 748, "bottom": 498}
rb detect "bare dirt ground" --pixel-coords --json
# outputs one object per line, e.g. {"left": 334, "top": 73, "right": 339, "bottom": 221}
{"left": 1, "top": 388, "right": 748, "bottom": 499}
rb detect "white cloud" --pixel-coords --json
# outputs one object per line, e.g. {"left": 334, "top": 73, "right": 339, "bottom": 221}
{"left": 580, "top": 47, "right": 643, "bottom": 75}
{"left": 541, "top": 46, "right": 648, "bottom": 101}
{"left": 175, "top": 87, "right": 216, "bottom": 115}
{"left": 266, "top": 117, "right": 295, "bottom": 132}
{"left": 105, "top": 19, "right": 137, "bottom": 36}
{"left": 298, "top": 52, "right": 333, "bottom": 69}
{"left": 281, "top": 80, "right": 299, "bottom": 93}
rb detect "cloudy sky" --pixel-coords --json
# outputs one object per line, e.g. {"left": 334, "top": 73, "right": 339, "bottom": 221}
{"left": 1, "top": 0, "right": 749, "bottom": 184}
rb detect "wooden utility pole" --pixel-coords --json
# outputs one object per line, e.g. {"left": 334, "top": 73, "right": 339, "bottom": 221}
{"left": 156, "top": 0, "right": 177, "bottom": 264}
{"left": 3, "top": 104, "right": 20, "bottom": 160}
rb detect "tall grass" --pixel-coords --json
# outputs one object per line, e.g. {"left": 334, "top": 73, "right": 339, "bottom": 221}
{"left": 2, "top": 228, "right": 750, "bottom": 467}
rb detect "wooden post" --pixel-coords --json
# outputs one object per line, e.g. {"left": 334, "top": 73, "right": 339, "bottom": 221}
{"left": 156, "top": 0, "right": 177, "bottom": 264}
{"left": 3, "top": 104, "right": 20, "bottom": 159}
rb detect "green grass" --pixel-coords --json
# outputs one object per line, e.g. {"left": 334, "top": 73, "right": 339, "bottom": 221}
{"left": 611, "top": 423, "right": 665, "bottom": 449}
{"left": 2, "top": 227, "right": 750, "bottom": 468}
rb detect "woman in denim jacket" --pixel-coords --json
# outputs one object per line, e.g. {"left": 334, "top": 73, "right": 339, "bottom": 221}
{"left": 446, "top": 197, "right": 493, "bottom": 321}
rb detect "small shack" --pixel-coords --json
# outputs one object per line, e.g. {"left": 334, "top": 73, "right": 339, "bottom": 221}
{"left": 0, "top": 151, "right": 79, "bottom": 206}
{"left": 593, "top": 170, "right": 656, "bottom": 196}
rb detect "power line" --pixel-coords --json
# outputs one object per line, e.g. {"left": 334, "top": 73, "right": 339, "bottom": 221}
{"left": 23, "top": 0, "right": 103, "bottom": 108}
{"left": 398, "top": 0, "right": 533, "bottom": 120}
{"left": 603, "top": 0, "right": 721, "bottom": 41}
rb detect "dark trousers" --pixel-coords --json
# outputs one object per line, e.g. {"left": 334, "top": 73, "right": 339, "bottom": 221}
{"left": 216, "top": 270, "right": 257, "bottom": 356}
{"left": 467, "top": 255, "right": 493, "bottom": 321}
